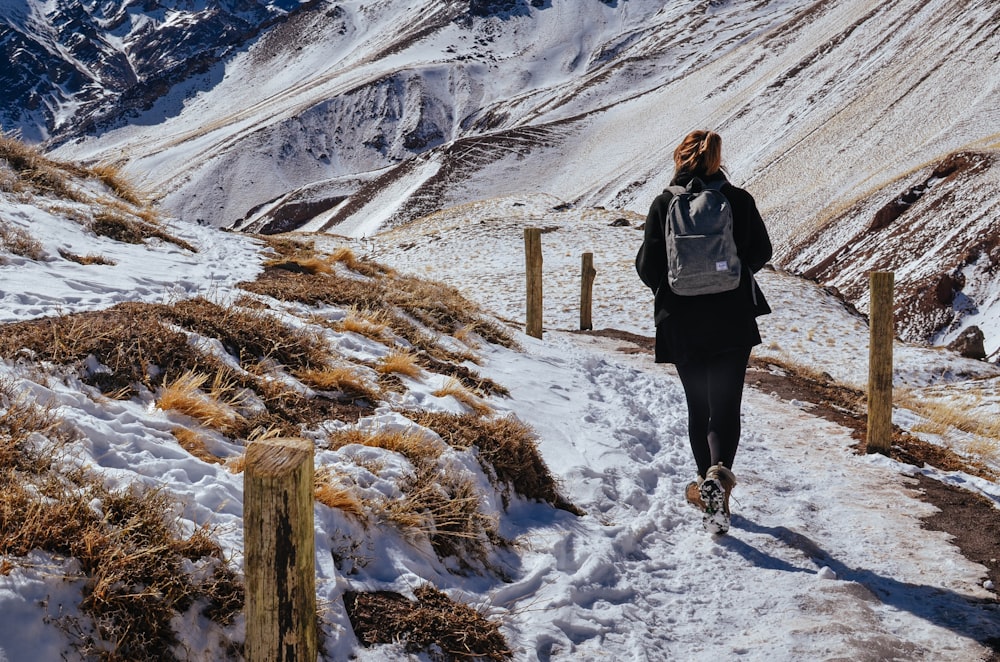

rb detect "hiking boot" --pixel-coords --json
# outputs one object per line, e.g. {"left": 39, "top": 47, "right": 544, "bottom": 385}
{"left": 708, "top": 462, "right": 737, "bottom": 515}
{"left": 685, "top": 480, "right": 704, "bottom": 510}
{"left": 700, "top": 463, "right": 737, "bottom": 534}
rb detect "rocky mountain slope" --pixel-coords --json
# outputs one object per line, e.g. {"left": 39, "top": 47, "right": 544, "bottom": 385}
{"left": 783, "top": 150, "right": 1000, "bottom": 358}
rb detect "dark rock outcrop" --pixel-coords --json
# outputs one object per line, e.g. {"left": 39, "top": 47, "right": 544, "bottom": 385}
{"left": 947, "top": 326, "right": 986, "bottom": 360}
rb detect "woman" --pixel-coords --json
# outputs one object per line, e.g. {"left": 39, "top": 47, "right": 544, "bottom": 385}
{"left": 635, "top": 130, "right": 772, "bottom": 534}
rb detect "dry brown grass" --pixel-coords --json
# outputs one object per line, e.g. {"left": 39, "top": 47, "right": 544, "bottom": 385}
{"left": 0, "top": 379, "right": 64, "bottom": 474}
{"left": 58, "top": 248, "right": 116, "bottom": 265}
{"left": 327, "top": 427, "right": 442, "bottom": 466}
{"left": 326, "top": 426, "right": 501, "bottom": 565}
{"left": 314, "top": 467, "right": 366, "bottom": 518}
{"left": 238, "top": 246, "right": 514, "bottom": 350}
{"left": 88, "top": 162, "right": 145, "bottom": 207}
{"left": 0, "top": 136, "right": 158, "bottom": 215}
{"left": 0, "top": 298, "right": 368, "bottom": 436}
{"left": 295, "top": 366, "right": 380, "bottom": 403}
{"left": 0, "top": 382, "right": 242, "bottom": 660}
{"left": 897, "top": 390, "right": 1000, "bottom": 465}
{"left": 258, "top": 234, "right": 319, "bottom": 260}
{"left": 385, "top": 274, "right": 515, "bottom": 349}
{"left": 157, "top": 370, "right": 243, "bottom": 432}
{"left": 171, "top": 427, "right": 223, "bottom": 465}
{"left": 334, "top": 308, "right": 390, "bottom": 341}
{"left": 412, "top": 412, "right": 580, "bottom": 514}
{"left": 344, "top": 584, "right": 511, "bottom": 661}
{"left": 0, "top": 301, "right": 217, "bottom": 396}
{"left": 453, "top": 323, "right": 480, "bottom": 347}
{"left": 263, "top": 254, "right": 335, "bottom": 275}
{"left": 0, "top": 133, "right": 83, "bottom": 200}
{"left": 169, "top": 297, "right": 330, "bottom": 372}
{"left": 376, "top": 460, "right": 500, "bottom": 566}
{"left": 240, "top": 264, "right": 388, "bottom": 309}
{"left": 329, "top": 246, "right": 358, "bottom": 267}
{"left": 376, "top": 350, "right": 422, "bottom": 378}
{"left": 90, "top": 209, "right": 195, "bottom": 252}
{"left": 432, "top": 378, "right": 493, "bottom": 416}
{"left": 329, "top": 246, "right": 391, "bottom": 279}
{"left": 225, "top": 453, "right": 247, "bottom": 474}
{"left": 0, "top": 221, "right": 45, "bottom": 260}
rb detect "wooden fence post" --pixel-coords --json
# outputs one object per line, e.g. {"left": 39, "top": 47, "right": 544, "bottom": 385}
{"left": 580, "top": 252, "right": 596, "bottom": 331}
{"left": 867, "top": 271, "right": 894, "bottom": 455}
{"left": 525, "top": 228, "right": 543, "bottom": 338}
{"left": 244, "top": 438, "right": 317, "bottom": 662}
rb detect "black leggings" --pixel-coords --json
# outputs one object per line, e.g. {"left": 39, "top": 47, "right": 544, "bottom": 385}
{"left": 674, "top": 347, "right": 752, "bottom": 478}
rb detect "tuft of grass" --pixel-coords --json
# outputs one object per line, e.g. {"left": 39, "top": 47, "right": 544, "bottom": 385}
{"left": 0, "top": 221, "right": 45, "bottom": 260}
{"left": 171, "top": 427, "right": 224, "bottom": 465}
{"left": 167, "top": 297, "right": 330, "bottom": 373}
{"left": 0, "top": 301, "right": 214, "bottom": 397}
{"left": 0, "top": 379, "right": 64, "bottom": 474}
{"left": 314, "top": 468, "right": 365, "bottom": 518}
{"left": 327, "top": 429, "right": 503, "bottom": 568}
{"left": 239, "top": 265, "right": 388, "bottom": 309}
{"left": 295, "top": 366, "right": 380, "bottom": 403}
{"left": 238, "top": 247, "right": 514, "bottom": 350}
{"left": 0, "top": 299, "right": 368, "bottom": 432}
{"left": 225, "top": 453, "right": 247, "bottom": 475}
{"left": 327, "top": 427, "right": 442, "bottom": 466}
{"left": 897, "top": 390, "right": 1000, "bottom": 466}
{"left": 327, "top": 426, "right": 499, "bottom": 564}
{"left": 259, "top": 235, "right": 317, "bottom": 260}
{"left": 376, "top": 350, "right": 422, "bottom": 378}
{"left": 58, "top": 248, "right": 116, "bottom": 265}
{"left": 157, "top": 370, "right": 243, "bottom": 432}
{"left": 0, "top": 133, "right": 84, "bottom": 200}
{"left": 376, "top": 461, "right": 499, "bottom": 567}
{"left": 334, "top": 308, "right": 390, "bottom": 341}
{"left": 329, "top": 246, "right": 391, "bottom": 279}
{"left": 411, "top": 412, "right": 580, "bottom": 514}
{"left": 88, "top": 162, "right": 145, "bottom": 207}
{"left": 329, "top": 246, "right": 358, "bottom": 267}
{"left": 90, "top": 209, "right": 195, "bottom": 252}
{"left": 344, "top": 585, "right": 511, "bottom": 661}
{"left": 384, "top": 273, "right": 515, "bottom": 349}
{"left": 263, "top": 255, "right": 335, "bottom": 275}
{"left": 432, "top": 378, "right": 493, "bottom": 416}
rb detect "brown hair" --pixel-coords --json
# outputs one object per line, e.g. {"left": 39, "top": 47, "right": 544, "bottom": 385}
{"left": 673, "top": 130, "right": 722, "bottom": 177}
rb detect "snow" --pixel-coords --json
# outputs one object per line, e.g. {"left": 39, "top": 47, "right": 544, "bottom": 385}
{"left": 1, "top": 181, "right": 998, "bottom": 660}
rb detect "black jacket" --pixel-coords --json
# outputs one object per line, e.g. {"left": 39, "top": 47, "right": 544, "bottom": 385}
{"left": 635, "top": 170, "right": 772, "bottom": 364}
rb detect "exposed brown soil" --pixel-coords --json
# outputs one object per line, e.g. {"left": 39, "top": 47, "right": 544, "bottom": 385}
{"left": 788, "top": 150, "right": 999, "bottom": 347}
{"left": 344, "top": 585, "right": 512, "bottom": 661}
{"left": 581, "top": 328, "right": 1000, "bottom": 658}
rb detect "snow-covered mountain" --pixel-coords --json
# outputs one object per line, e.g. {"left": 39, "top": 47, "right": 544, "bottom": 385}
{"left": 0, "top": 0, "right": 315, "bottom": 143}
{"left": 4, "top": 0, "right": 1000, "bottom": 349}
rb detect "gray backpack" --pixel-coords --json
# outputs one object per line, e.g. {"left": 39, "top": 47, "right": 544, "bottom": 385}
{"left": 664, "top": 178, "right": 742, "bottom": 296}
